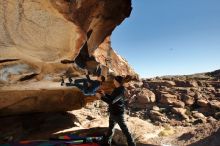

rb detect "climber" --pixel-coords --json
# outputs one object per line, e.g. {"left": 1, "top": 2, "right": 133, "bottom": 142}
{"left": 62, "top": 70, "right": 105, "bottom": 96}
{"left": 96, "top": 76, "right": 136, "bottom": 146}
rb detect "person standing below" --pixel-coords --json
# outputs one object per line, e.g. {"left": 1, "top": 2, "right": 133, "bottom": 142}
{"left": 96, "top": 76, "right": 136, "bottom": 146}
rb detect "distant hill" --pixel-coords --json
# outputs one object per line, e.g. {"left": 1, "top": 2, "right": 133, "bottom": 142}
{"left": 206, "top": 69, "right": 220, "bottom": 79}
{"left": 156, "top": 69, "right": 220, "bottom": 81}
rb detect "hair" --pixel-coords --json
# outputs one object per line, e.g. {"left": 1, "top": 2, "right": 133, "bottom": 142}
{"left": 114, "top": 76, "right": 124, "bottom": 85}
{"left": 100, "top": 75, "right": 105, "bottom": 82}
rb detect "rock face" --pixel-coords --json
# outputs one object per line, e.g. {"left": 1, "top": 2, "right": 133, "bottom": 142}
{"left": 0, "top": 0, "right": 136, "bottom": 116}
{"left": 94, "top": 36, "right": 136, "bottom": 76}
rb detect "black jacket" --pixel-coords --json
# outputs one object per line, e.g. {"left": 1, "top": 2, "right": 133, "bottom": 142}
{"left": 101, "top": 86, "right": 126, "bottom": 115}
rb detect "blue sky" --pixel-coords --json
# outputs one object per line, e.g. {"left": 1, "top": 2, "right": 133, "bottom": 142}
{"left": 111, "top": 0, "right": 220, "bottom": 78}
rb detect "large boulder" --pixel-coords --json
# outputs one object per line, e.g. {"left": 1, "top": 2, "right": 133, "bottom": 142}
{"left": 160, "top": 93, "right": 185, "bottom": 108}
{"left": 160, "top": 93, "right": 178, "bottom": 105}
{"left": 209, "top": 100, "right": 220, "bottom": 110}
{"left": 192, "top": 112, "right": 207, "bottom": 120}
{"left": 0, "top": 0, "right": 135, "bottom": 83}
{"left": 147, "top": 80, "right": 176, "bottom": 89}
{"left": 0, "top": 0, "right": 136, "bottom": 116}
{"left": 182, "top": 95, "right": 195, "bottom": 106}
{"left": 135, "top": 88, "right": 156, "bottom": 108}
{"left": 94, "top": 37, "right": 137, "bottom": 76}
{"left": 197, "top": 99, "right": 209, "bottom": 107}
{"left": 149, "top": 110, "right": 168, "bottom": 123}
{"left": 175, "top": 80, "right": 198, "bottom": 87}
{"left": 171, "top": 107, "right": 189, "bottom": 120}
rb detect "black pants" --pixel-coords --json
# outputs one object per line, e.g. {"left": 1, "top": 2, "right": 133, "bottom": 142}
{"left": 105, "top": 114, "right": 136, "bottom": 146}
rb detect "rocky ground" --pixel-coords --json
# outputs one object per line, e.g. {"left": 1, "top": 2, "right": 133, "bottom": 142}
{"left": 126, "top": 70, "right": 220, "bottom": 126}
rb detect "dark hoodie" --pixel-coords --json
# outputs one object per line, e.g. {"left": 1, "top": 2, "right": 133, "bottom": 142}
{"left": 101, "top": 86, "right": 126, "bottom": 115}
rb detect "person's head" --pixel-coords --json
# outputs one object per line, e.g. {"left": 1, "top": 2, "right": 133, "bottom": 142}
{"left": 98, "top": 75, "right": 105, "bottom": 83}
{"left": 114, "top": 76, "right": 124, "bottom": 87}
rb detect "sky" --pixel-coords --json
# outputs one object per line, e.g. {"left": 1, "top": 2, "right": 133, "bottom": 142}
{"left": 111, "top": 0, "right": 220, "bottom": 78}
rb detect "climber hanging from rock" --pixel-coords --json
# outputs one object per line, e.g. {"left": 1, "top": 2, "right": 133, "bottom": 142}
{"left": 61, "top": 69, "right": 105, "bottom": 96}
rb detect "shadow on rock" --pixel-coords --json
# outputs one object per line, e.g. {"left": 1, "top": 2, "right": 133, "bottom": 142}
{"left": 0, "top": 112, "right": 77, "bottom": 141}
{"left": 178, "top": 132, "right": 194, "bottom": 141}
{"left": 187, "top": 128, "right": 220, "bottom": 146}
{"left": 1, "top": 114, "right": 159, "bottom": 146}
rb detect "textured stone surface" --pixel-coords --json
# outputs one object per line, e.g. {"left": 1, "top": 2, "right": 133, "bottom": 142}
{"left": 94, "top": 36, "right": 136, "bottom": 76}
{"left": 0, "top": 0, "right": 136, "bottom": 116}
{"left": 135, "top": 88, "right": 156, "bottom": 108}
{"left": 0, "top": 0, "right": 135, "bottom": 83}
{"left": 126, "top": 70, "right": 220, "bottom": 126}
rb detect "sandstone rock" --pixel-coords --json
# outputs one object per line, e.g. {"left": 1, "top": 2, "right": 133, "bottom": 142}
{"left": 142, "top": 80, "right": 150, "bottom": 88}
{"left": 135, "top": 88, "right": 156, "bottom": 108}
{"left": 207, "top": 116, "right": 217, "bottom": 123}
{"left": 163, "top": 80, "right": 176, "bottom": 87}
{"left": 175, "top": 80, "right": 187, "bottom": 87}
{"left": 193, "top": 112, "right": 206, "bottom": 119}
{"left": 147, "top": 80, "right": 176, "bottom": 89}
{"left": 193, "top": 118, "right": 206, "bottom": 124}
{"left": 160, "top": 93, "right": 184, "bottom": 107}
{"left": 194, "top": 92, "right": 203, "bottom": 99}
{"left": 149, "top": 110, "right": 168, "bottom": 123}
{"left": 207, "top": 81, "right": 220, "bottom": 88}
{"left": 215, "top": 91, "right": 220, "bottom": 97}
{"left": 127, "top": 83, "right": 135, "bottom": 90}
{"left": 196, "top": 107, "right": 214, "bottom": 117}
{"left": 176, "top": 87, "right": 189, "bottom": 94}
{"left": 0, "top": 0, "right": 136, "bottom": 116}
{"left": 0, "top": 81, "right": 87, "bottom": 116}
{"left": 171, "top": 107, "right": 189, "bottom": 120}
{"left": 186, "top": 80, "right": 198, "bottom": 87}
{"left": 188, "top": 89, "right": 197, "bottom": 96}
{"left": 133, "top": 82, "right": 143, "bottom": 88}
{"left": 182, "top": 95, "right": 195, "bottom": 106}
{"left": 197, "top": 99, "right": 209, "bottom": 107}
{"left": 0, "top": 0, "right": 132, "bottom": 70}
{"left": 175, "top": 80, "right": 198, "bottom": 87}
{"left": 209, "top": 100, "right": 220, "bottom": 109}
{"left": 152, "top": 106, "right": 160, "bottom": 111}
{"left": 94, "top": 37, "right": 137, "bottom": 76}
{"left": 197, "top": 81, "right": 206, "bottom": 87}
{"left": 206, "top": 87, "right": 216, "bottom": 93}
{"left": 172, "top": 100, "right": 185, "bottom": 108}
{"left": 160, "top": 93, "right": 178, "bottom": 105}
{"left": 215, "top": 112, "right": 220, "bottom": 120}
